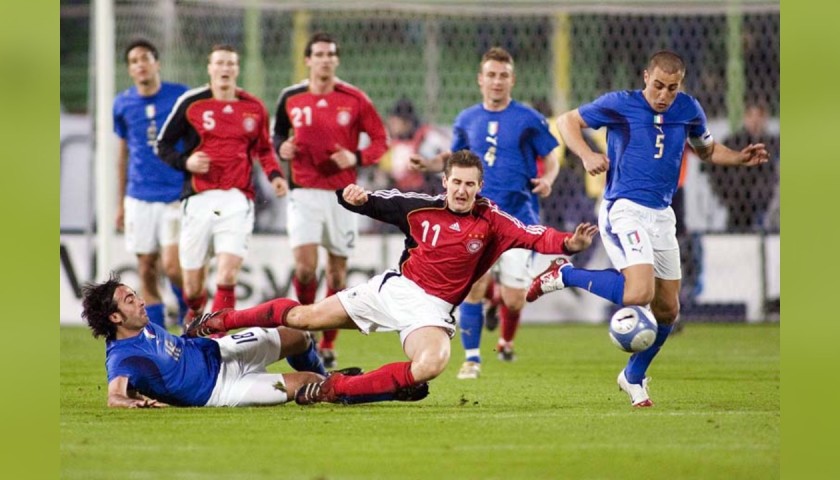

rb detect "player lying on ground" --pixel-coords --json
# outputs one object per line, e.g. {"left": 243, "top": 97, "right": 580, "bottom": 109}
{"left": 81, "top": 273, "right": 426, "bottom": 407}
{"left": 186, "top": 150, "right": 597, "bottom": 405}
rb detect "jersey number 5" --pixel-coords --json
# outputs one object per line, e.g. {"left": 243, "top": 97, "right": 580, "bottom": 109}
{"left": 654, "top": 134, "right": 665, "bottom": 159}
{"left": 203, "top": 111, "right": 216, "bottom": 130}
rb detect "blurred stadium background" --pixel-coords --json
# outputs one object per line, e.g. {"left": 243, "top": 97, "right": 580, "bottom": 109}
{"left": 60, "top": 0, "right": 780, "bottom": 323}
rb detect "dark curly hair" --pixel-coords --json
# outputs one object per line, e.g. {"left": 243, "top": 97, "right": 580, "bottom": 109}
{"left": 81, "top": 272, "right": 123, "bottom": 341}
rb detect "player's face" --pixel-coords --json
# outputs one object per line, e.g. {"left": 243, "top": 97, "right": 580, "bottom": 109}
{"left": 127, "top": 47, "right": 160, "bottom": 87}
{"left": 478, "top": 60, "right": 515, "bottom": 110}
{"left": 443, "top": 166, "right": 483, "bottom": 213}
{"left": 306, "top": 42, "right": 339, "bottom": 80}
{"left": 110, "top": 285, "right": 149, "bottom": 331}
{"left": 642, "top": 66, "right": 684, "bottom": 112}
{"left": 207, "top": 50, "right": 240, "bottom": 91}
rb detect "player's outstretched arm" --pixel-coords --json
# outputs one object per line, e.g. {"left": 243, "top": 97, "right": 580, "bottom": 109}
{"left": 563, "top": 222, "right": 599, "bottom": 254}
{"left": 409, "top": 151, "right": 450, "bottom": 173}
{"left": 341, "top": 184, "right": 369, "bottom": 206}
{"left": 696, "top": 141, "right": 769, "bottom": 167}
{"left": 735, "top": 143, "right": 770, "bottom": 166}
{"left": 107, "top": 376, "right": 168, "bottom": 408}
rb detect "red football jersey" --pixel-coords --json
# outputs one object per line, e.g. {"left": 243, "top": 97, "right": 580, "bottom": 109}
{"left": 157, "top": 87, "right": 282, "bottom": 200}
{"left": 273, "top": 80, "right": 388, "bottom": 190}
{"left": 337, "top": 189, "right": 574, "bottom": 306}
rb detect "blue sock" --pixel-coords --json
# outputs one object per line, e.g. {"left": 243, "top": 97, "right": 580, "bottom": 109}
{"left": 458, "top": 301, "right": 484, "bottom": 363}
{"left": 286, "top": 338, "right": 328, "bottom": 376}
{"left": 170, "top": 284, "right": 188, "bottom": 326}
{"left": 624, "top": 324, "right": 673, "bottom": 384}
{"left": 563, "top": 268, "right": 625, "bottom": 305}
{"left": 146, "top": 303, "right": 166, "bottom": 328}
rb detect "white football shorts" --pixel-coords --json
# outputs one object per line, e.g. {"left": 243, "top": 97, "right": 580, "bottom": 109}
{"left": 205, "top": 327, "right": 289, "bottom": 407}
{"left": 179, "top": 189, "right": 254, "bottom": 270}
{"left": 598, "top": 198, "right": 681, "bottom": 280}
{"left": 494, "top": 248, "right": 536, "bottom": 289}
{"left": 286, "top": 188, "right": 357, "bottom": 257}
{"left": 336, "top": 270, "right": 457, "bottom": 346}
{"left": 123, "top": 197, "right": 180, "bottom": 255}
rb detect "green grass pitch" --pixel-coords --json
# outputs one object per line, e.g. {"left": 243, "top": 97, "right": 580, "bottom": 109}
{"left": 60, "top": 323, "right": 779, "bottom": 479}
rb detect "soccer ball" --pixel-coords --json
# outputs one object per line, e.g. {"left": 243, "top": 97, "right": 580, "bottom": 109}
{"left": 608, "top": 306, "right": 658, "bottom": 353}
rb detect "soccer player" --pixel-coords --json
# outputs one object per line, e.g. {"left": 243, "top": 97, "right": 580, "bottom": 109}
{"left": 273, "top": 32, "right": 388, "bottom": 369}
{"left": 156, "top": 45, "right": 289, "bottom": 327}
{"left": 81, "top": 273, "right": 325, "bottom": 408}
{"left": 186, "top": 151, "right": 598, "bottom": 405}
{"left": 409, "top": 47, "right": 560, "bottom": 379}
{"left": 113, "top": 39, "right": 189, "bottom": 328}
{"left": 528, "top": 50, "right": 770, "bottom": 407}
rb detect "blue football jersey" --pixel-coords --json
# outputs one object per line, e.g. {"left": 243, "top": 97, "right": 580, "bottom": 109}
{"left": 579, "top": 90, "right": 712, "bottom": 209}
{"left": 113, "top": 81, "right": 189, "bottom": 202}
{"left": 451, "top": 100, "right": 559, "bottom": 225}
{"left": 105, "top": 323, "right": 222, "bottom": 406}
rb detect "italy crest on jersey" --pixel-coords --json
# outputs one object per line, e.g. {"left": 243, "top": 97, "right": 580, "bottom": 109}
{"left": 487, "top": 121, "right": 499, "bottom": 136}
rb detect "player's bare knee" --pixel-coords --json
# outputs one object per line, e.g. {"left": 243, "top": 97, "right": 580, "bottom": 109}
{"left": 137, "top": 259, "right": 157, "bottom": 283}
{"left": 325, "top": 273, "right": 345, "bottom": 292}
{"left": 295, "top": 268, "right": 317, "bottom": 285}
{"left": 621, "top": 275, "right": 655, "bottom": 306}
{"left": 504, "top": 296, "right": 525, "bottom": 312}
{"left": 623, "top": 288, "right": 654, "bottom": 307}
{"left": 183, "top": 281, "right": 203, "bottom": 299}
{"left": 184, "top": 286, "right": 202, "bottom": 299}
{"left": 161, "top": 262, "right": 180, "bottom": 281}
{"left": 651, "top": 301, "right": 679, "bottom": 325}
{"left": 411, "top": 360, "right": 445, "bottom": 383}
{"left": 215, "top": 270, "right": 238, "bottom": 286}
{"left": 411, "top": 350, "right": 450, "bottom": 382}
{"left": 284, "top": 306, "right": 314, "bottom": 330}
{"left": 278, "top": 328, "right": 311, "bottom": 355}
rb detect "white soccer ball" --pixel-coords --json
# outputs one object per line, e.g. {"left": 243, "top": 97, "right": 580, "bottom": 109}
{"left": 609, "top": 306, "right": 658, "bottom": 353}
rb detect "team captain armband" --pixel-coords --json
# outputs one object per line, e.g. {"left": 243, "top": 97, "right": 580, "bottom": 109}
{"left": 687, "top": 129, "right": 714, "bottom": 149}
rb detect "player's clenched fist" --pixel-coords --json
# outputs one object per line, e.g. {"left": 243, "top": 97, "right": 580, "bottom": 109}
{"left": 342, "top": 184, "right": 368, "bottom": 206}
{"left": 186, "top": 151, "right": 211, "bottom": 174}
